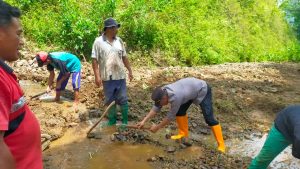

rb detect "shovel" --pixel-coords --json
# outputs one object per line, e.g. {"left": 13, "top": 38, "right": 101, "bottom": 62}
{"left": 123, "top": 124, "right": 151, "bottom": 130}
{"left": 30, "top": 91, "right": 49, "bottom": 100}
{"left": 30, "top": 87, "right": 54, "bottom": 100}
{"left": 86, "top": 101, "right": 116, "bottom": 136}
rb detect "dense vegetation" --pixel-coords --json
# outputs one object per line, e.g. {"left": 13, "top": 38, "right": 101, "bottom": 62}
{"left": 7, "top": 0, "right": 300, "bottom": 65}
{"left": 281, "top": 0, "right": 300, "bottom": 39}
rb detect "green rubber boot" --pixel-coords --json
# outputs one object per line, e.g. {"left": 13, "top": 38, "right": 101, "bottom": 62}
{"left": 108, "top": 104, "right": 117, "bottom": 126}
{"left": 120, "top": 103, "right": 129, "bottom": 125}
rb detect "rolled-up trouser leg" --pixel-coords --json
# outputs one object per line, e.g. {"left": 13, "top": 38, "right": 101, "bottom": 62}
{"left": 248, "top": 125, "right": 291, "bottom": 169}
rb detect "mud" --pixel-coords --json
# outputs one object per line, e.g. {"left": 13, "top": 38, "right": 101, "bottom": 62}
{"left": 14, "top": 61, "right": 300, "bottom": 168}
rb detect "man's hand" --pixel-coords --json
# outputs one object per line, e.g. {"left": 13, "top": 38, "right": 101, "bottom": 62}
{"left": 150, "top": 125, "right": 160, "bottom": 133}
{"left": 0, "top": 132, "right": 16, "bottom": 169}
{"left": 95, "top": 77, "right": 102, "bottom": 88}
{"left": 46, "top": 86, "right": 52, "bottom": 93}
{"left": 150, "top": 124, "right": 160, "bottom": 133}
{"left": 128, "top": 72, "right": 133, "bottom": 82}
{"left": 137, "top": 121, "right": 145, "bottom": 129}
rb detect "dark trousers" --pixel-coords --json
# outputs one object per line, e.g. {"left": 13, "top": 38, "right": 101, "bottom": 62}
{"left": 176, "top": 85, "right": 219, "bottom": 126}
{"left": 103, "top": 79, "right": 128, "bottom": 105}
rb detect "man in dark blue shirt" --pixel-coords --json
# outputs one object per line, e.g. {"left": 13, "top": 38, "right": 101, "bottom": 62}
{"left": 249, "top": 105, "right": 300, "bottom": 168}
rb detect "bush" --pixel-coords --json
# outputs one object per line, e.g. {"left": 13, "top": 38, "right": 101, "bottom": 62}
{"left": 6, "top": 0, "right": 300, "bottom": 65}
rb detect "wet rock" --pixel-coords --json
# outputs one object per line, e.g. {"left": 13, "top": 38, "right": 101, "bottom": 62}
{"left": 199, "top": 128, "right": 210, "bottom": 135}
{"left": 89, "top": 109, "right": 101, "bottom": 118}
{"left": 244, "top": 135, "right": 251, "bottom": 140}
{"left": 45, "top": 119, "right": 58, "bottom": 127}
{"left": 87, "top": 132, "right": 96, "bottom": 138}
{"left": 28, "top": 59, "right": 35, "bottom": 65}
{"left": 192, "top": 122, "right": 198, "bottom": 128}
{"left": 68, "top": 122, "right": 78, "bottom": 127}
{"left": 158, "top": 154, "right": 165, "bottom": 160}
{"left": 43, "top": 156, "right": 50, "bottom": 162}
{"left": 42, "top": 140, "right": 51, "bottom": 151}
{"left": 16, "top": 59, "right": 28, "bottom": 67}
{"left": 180, "top": 143, "right": 187, "bottom": 149}
{"left": 94, "top": 133, "right": 102, "bottom": 139}
{"left": 41, "top": 134, "right": 52, "bottom": 140}
{"left": 170, "top": 125, "right": 177, "bottom": 130}
{"left": 78, "top": 112, "right": 88, "bottom": 122}
{"left": 192, "top": 165, "right": 199, "bottom": 169}
{"left": 115, "top": 133, "right": 126, "bottom": 141}
{"left": 166, "top": 146, "right": 176, "bottom": 153}
{"left": 147, "top": 156, "right": 157, "bottom": 162}
{"left": 165, "top": 133, "right": 171, "bottom": 139}
{"left": 110, "top": 134, "right": 115, "bottom": 141}
{"left": 235, "top": 159, "right": 242, "bottom": 163}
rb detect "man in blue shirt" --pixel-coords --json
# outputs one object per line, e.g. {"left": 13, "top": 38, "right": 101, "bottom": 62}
{"left": 36, "top": 51, "right": 81, "bottom": 110}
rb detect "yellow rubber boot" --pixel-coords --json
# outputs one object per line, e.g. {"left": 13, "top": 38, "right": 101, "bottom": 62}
{"left": 211, "top": 124, "right": 226, "bottom": 153}
{"left": 171, "top": 115, "right": 188, "bottom": 140}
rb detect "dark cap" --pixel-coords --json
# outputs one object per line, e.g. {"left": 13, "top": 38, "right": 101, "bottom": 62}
{"left": 103, "top": 17, "right": 120, "bottom": 31}
{"left": 151, "top": 86, "right": 166, "bottom": 107}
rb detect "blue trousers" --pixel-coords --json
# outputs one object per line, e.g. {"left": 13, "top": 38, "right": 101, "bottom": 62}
{"left": 102, "top": 79, "right": 128, "bottom": 105}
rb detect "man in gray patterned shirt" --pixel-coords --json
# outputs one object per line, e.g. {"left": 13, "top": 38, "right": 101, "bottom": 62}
{"left": 138, "top": 77, "right": 226, "bottom": 153}
{"left": 91, "top": 18, "right": 133, "bottom": 126}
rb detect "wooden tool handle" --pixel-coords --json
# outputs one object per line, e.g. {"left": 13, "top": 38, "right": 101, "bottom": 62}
{"left": 30, "top": 91, "right": 48, "bottom": 100}
{"left": 125, "top": 124, "right": 151, "bottom": 130}
{"left": 86, "top": 101, "right": 116, "bottom": 135}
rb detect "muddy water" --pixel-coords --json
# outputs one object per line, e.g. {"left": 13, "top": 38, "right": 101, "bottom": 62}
{"left": 45, "top": 124, "right": 164, "bottom": 169}
{"left": 20, "top": 80, "right": 203, "bottom": 169}
{"left": 228, "top": 133, "right": 300, "bottom": 169}
{"left": 44, "top": 123, "right": 205, "bottom": 169}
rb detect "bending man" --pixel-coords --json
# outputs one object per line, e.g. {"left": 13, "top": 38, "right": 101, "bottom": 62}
{"left": 137, "top": 77, "right": 226, "bottom": 153}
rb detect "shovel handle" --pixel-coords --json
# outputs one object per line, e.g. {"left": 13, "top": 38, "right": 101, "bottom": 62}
{"left": 30, "top": 86, "right": 55, "bottom": 100}
{"left": 86, "top": 101, "right": 116, "bottom": 135}
{"left": 30, "top": 91, "right": 48, "bottom": 100}
{"left": 125, "top": 125, "right": 151, "bottom": 130}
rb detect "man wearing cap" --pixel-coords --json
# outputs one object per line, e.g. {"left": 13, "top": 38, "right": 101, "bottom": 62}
{"left": 137, "top": 77, "right": 226, "bottom": 153}
{"left": 91, "top": 18, "right": 133, "bottom": 126}
{"left": 0, "top": 1, "right": 42, "bottom": 168}
{"left": 35, "top": 51, "right": 81, "bottom": 110}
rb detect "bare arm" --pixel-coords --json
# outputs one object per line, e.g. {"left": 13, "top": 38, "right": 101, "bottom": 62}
{"left": 92, "top": 58, "right": 102, "bottom": 87}
{"left": 122, "top": 57, "right": 133, "bottom": 81}
{"left": 0, "top": 131, "right": 15, "bottom": 169}
{"left": 137, "top": 109, "right": 157, "bottom": 128}
{"left": 150, "top": 118, "right": 171, "bottom": 133}
{"left": 48, "top": 70, "right": 55, "bottom": 90}
{"left": 156, "top": 118, "right": 171, "bottom": 129}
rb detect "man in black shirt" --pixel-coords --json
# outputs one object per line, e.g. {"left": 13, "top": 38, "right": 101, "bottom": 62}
{"left": 249, "top": 105, "right": 300, "bottom": 169}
